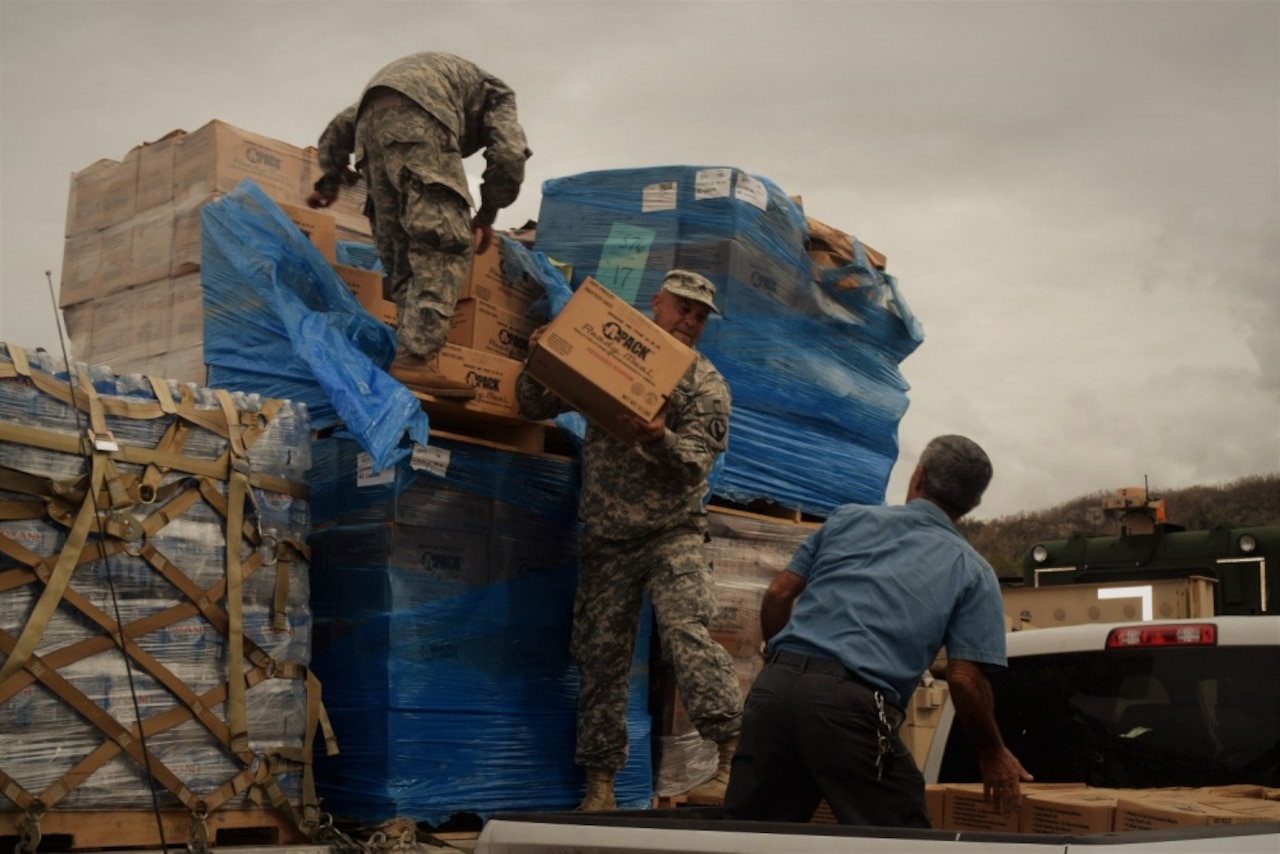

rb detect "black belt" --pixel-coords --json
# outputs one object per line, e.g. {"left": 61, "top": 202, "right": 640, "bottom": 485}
{"left": 769, "top": 649, "right": 905, "bottom": 723}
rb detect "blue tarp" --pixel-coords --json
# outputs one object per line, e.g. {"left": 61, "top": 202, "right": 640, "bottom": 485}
{"left": 200, "top": 181, "right": 428, "bottom": 470}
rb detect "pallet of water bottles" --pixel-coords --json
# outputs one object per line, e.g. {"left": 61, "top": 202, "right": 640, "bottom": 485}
{"left": 0, "top": 342, "right": 335, "bottom": 833}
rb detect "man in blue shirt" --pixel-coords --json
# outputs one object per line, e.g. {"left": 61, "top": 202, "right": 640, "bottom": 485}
{"left": 723, "top": 435, "right": 1031, "bottom": 826}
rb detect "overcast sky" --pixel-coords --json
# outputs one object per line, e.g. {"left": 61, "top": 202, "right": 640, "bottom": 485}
{"left": 1, "top": 0, "right": 1277, "bottom": 520}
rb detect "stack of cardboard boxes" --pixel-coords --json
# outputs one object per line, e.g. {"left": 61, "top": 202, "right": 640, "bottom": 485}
{"left": 55, "top": 119, "right": 560, "bottom": 417}
{"left": 58, "top": 119, "right": 373, "bottom": 384}
{"left": 938, "top": 783, "right": 1280, "bottom": 833}
{"left": 405, "top": 239, "right": 541, "bottom": 418}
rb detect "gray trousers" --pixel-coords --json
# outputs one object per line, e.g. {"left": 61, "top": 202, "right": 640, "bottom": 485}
{"left": 573, "top": 527, "right": 743, "bottom": 771}
{"left": 723, "top": 652, "right": 930, "bottom": 826}
{"left": 356, "top": 90, "right": 473, "bottom": 359}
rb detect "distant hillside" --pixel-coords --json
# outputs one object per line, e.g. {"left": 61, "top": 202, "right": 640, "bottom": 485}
{"left": 957, "top": 474, "right": 1280, "bottom": 579}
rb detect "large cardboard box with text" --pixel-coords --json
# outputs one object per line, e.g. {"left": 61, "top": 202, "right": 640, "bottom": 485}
{"left": 524, "top": 277, "right": 694, "bottom": 440}
{"left": 60, "top": 120, "right": 362, "bottom": 311}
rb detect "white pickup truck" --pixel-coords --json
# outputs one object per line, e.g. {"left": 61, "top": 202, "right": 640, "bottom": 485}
{"left": 476, "top": 616, "right": 1280, "bottom": 852}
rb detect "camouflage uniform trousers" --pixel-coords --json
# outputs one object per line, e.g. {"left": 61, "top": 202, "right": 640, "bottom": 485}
{"left": 573, "top": 525, "right": 743, "bottom": 772}
{"left": 356, "top": 91, "right": 474, "bottom": 360}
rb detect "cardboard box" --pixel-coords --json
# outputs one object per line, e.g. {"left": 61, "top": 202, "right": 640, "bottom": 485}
{"left": 172, "top": 119, "right": 310, "bottom": 205}
{"left": 674, "top": 237, "right": 807, "bottom": 314}
{"left": 170, "top": 194, "right": 211, "bottom": 277}
{"left": 134, "top": 132, "right": 180, "bottom": 214}
{"left": 1191, "top": 797, "right": 1280, "bottom": 821}
{"left": 524, "top": 277, "right": 695, "bottom": 440}
{"left": 942, "top": 783, "right": 1087, "bottom": 833}
{"left": 167, "top": 273, "right": 205, "bottom": 352}
{"left": 422, "top": 344, "right": 522, "bottom": 417}
{"left": 448, "top": 298, "right": 538, "bottom": 360}
{"left": 86, "top": 279, "right": 171, "bottom": 367}
{"left": 1114, "top": 796, "right": 1277, "bottom": 831}
{"left": 160, "top": 343, "right": 207, "bottom": 387}
{"left": 1021, "top": 787, "right": 1131, "bottom": 835}
{"left": 942, "top": 784, "right": 1020, "bottom": 833}
{"left": 64, "top": 156, "right": 139, "bottom": 237}
{"left": 61, "top": 303, "right": 94, "bottom": 363}
{"left": 925, "top": 784, "right": 946, "bottom": 828}
{"left": 333, "top": 264, "right": 395, "bottom": 326}
{"left": 459, "top": 240, "right": 542, "bottom": 313}
{"left": 278, "top": 201, "right": 337, "bottom": 263}
{"left": 60, "top": 201, "right": 201, "bottom": 308}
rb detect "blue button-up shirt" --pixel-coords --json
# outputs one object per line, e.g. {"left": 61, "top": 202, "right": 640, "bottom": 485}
{"left": 769, "top": 498, "right": 1007, "bottom": 708}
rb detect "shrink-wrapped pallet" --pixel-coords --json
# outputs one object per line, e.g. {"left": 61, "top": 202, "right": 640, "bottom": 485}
{"left": 0, "top": 343, "right": 333, "bottom": 828}
{"left": 534, "top": 166, "right": 923, "bottom": 515}
{"left": 308, "top": 433, "right": 654, "bottom": 825}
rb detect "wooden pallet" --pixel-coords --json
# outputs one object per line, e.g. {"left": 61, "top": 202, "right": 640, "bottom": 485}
{"left": 0, "top": 807, "right": 308, "bottom": 850}
{"left": 414, "top": 393, "right": 575, "bottom": 459}
{"left": 708, "top": 498, "right": 824, "bottom": 528}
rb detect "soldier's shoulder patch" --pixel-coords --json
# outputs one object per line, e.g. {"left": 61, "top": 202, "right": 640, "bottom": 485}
{"left": 708, "top": 417, "right": 728, "bottom": 445}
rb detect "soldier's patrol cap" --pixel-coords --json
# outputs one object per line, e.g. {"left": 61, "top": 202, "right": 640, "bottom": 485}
{"left": 660, "top": 270, "right": 720, "bottom": 315}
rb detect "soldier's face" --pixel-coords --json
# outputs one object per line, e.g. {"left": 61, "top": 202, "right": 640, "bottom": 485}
{"left": 652, "top": 292, "right": 710, "bottom": 346}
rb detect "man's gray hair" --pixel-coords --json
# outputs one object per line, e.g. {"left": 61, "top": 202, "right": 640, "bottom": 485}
{"left": 919, "top": 435, "right": 993, "bottom": 518}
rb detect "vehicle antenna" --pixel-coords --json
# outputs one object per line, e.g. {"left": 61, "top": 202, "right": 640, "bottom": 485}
{"left": 43, "top": 270, "right": 174, "bottom": 852}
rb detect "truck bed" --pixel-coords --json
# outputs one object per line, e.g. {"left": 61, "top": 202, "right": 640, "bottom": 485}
{"left": 478, "top": 808, "right": 1280, "bottom": 852}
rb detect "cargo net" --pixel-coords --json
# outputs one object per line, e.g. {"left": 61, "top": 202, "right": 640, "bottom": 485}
{"left": 0, "top": 343, "right": 336, "bottom": 829}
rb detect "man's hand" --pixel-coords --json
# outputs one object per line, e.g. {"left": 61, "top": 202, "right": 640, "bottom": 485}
{"left": 616, "top": 405, "right": 667, "bottom": 444}
{"left": 472, "top": 217, "right": 495, "bottom": 255}
{"left": 980, "top": 747, "right": 1033, "bottom": 815}
{"left": 307, "top": 168, "right": 361, "bottom": 209}
{"left": 526, "top": 324, "right": 548, "bottom": 353}
{"left": 307, "top": 189, "right": 337, "bottom": 210}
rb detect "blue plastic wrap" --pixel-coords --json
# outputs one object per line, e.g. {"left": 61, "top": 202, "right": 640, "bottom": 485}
{"left": 200, "top": 181, "right": 428, "bottom": 470}
{"left": 335, "top": 241, "right": 385, "bottom": 272}
{"left": 308, "top": 435, "right": 653, "bottom": 823}
{"left": 535, "top": 167, "right": 924, "bottom": 514}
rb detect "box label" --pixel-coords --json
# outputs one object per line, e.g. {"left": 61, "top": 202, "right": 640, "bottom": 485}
{"left": 596, "top": 223, "right": 655, "bottom": 303}
{"left": 410, "top": 444, "right": 451, "bottom": 477}
{"left": 695, "top": 168, "right": 732, "bottom": 200}
{"left": 734, "top": 173, "right": 768, "bottom": 210}
{"left": 642, "top": 181, "right": 677, "bottom": 212}
{"left": 357, "top": 452, "right": 396, "bottom": 487}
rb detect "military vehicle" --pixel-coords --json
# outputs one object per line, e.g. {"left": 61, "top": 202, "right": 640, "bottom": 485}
{"left": 1021, "top": 486, "right": 1276, "bottom": 616}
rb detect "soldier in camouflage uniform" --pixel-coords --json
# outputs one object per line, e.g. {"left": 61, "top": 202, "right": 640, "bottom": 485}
{"left": 516, "top": 270, "right": 743, "bottom": 811}
{"left": 308, "top": 52, "right": 531, "bottom": 400}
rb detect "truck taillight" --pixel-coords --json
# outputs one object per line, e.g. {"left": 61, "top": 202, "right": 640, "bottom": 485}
{"left": 1106, "top": 623, "right": 1217, "bottom": 648}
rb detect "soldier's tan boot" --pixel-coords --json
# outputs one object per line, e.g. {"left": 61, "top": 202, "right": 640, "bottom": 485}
{"left": 685, "top": 735, "right": 738, "bottom": 805}
{"left": 576, "top": 767, "right": 617, "bottom": 811}
{"left": 389, "top": 355, "right": 476, "bottom": 401}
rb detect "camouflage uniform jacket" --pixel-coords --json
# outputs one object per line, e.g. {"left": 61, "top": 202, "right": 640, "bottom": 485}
{"left": 314, "top": 52, "right": 530, "bottom": 212}
{"left": 517, "top": 354, "right": 731, "bottom": 542}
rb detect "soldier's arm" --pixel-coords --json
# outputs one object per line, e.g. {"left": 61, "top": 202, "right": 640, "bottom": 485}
{"left": 476, "top": 78, "right": 531, "bottom": 224}
{"left": 515, "top": 371, "right": 568, "bottom": 422}
{"left": 634, "top": 370, "right": 730, "bottom": 486}
{"left": 515, "top": 327, "right": 567, "bottom": 421}
{"left": 313, "top": 104, "right": 359, "bottom": 198}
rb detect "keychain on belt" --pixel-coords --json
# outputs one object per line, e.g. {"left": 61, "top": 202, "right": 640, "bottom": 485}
{"left": 873, "top": 691, "right": 893, "bottom": 781}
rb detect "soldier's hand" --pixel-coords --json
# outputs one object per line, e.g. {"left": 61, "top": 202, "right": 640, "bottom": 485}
{"left": 527, "top": 324, "right": 548, "bottom": 352}
{"left": 617, "top": 405, "right": 667, "bottom": 444}
{"left": 307, "top": 189, "right": 336, "bottom": 210}
{"left": 472, "top": 216, "right": 495, "bottom": 255}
